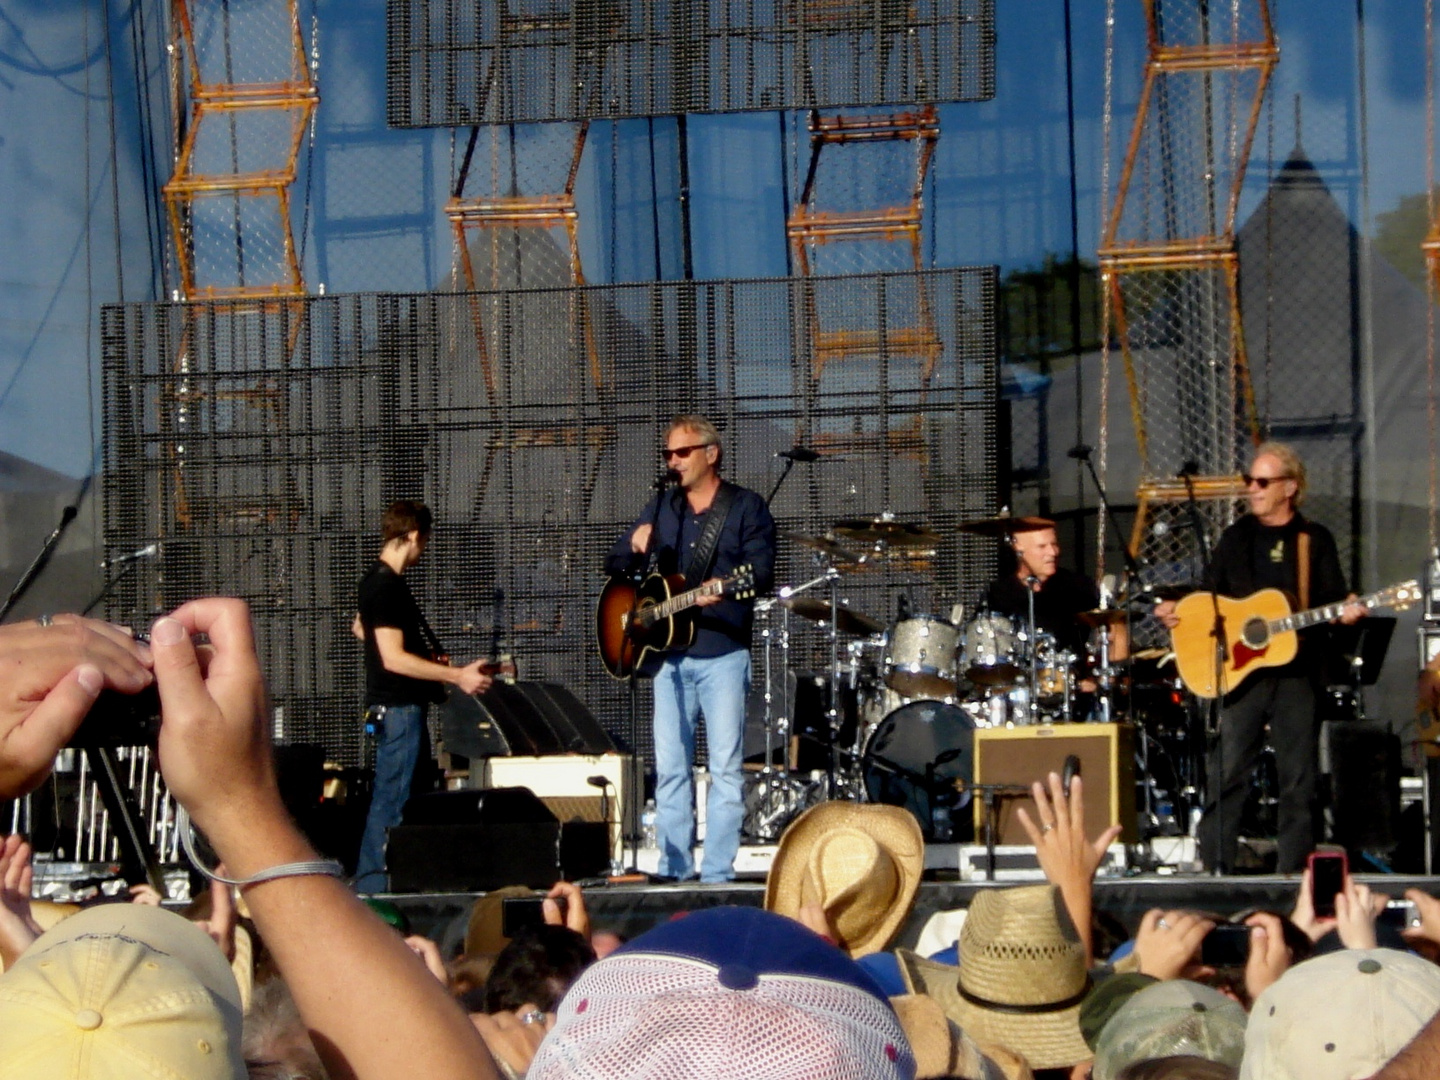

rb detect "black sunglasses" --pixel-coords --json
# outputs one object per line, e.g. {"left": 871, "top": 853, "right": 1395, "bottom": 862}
{"left": 1242, "top": 473, "right": 1291, "bottom": 489}
{"left": 662, "top": 443, "right": 712, "bottom": 460}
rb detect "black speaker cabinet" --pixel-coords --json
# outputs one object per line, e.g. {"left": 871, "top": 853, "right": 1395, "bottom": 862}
{"left": 385, "top": 786, "right": 609, "bottom": 891}
{"left": 1321, "top": 719, "right": 1401, "bottom": 853}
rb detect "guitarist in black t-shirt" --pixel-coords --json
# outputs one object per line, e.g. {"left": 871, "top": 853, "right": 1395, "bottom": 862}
{"left": 351, "top": 500, "right": 492, "bottom": 892}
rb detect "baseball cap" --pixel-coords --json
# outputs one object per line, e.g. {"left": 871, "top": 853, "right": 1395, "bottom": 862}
{"left": 0, "top": 902, "right": 245, "bottom": 1079}
{"left": 1092, "top": 979, "right": 1247, "bottom": 1080}
{"left": 528, "top": 904, "right": 916, "bottom": 1080}
{"left": 1241, "top": 948, "right": 1440, "bottom": 1080}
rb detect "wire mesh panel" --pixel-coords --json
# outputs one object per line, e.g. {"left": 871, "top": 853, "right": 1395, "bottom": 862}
{"left": 101, "top": 268, "right": 995, "bottom": 764}
{"left": 387, "top": 0, "right": 995, "bottom": 126}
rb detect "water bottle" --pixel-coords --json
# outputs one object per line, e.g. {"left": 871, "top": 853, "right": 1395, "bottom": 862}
{"left": 931, "top": 804, "right": 953, "bottom": 843}
{"left": 641, "top": 799, "right": 658, "bottom": 849}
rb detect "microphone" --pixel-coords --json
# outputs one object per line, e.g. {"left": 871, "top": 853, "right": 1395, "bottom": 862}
{"left": 1066, "top": 444, "right": 1093, "bottom": 461}
{"left": 775, "top": 446, "right": 820, "bottom": 463}
{"left": 1178, "top": 460, "right": 1201, "bottom": 478}
{"left": 102, "top": 542, "right": 159, "bottom": 569}
{"left": 1062, "top": 754, "right": 1082, "bottom": 795}
{"left": 586, "top": 775, "right": 611, "bottom": 789}
{"left": 653, "top": 468, "right": 681, "bottom": 489}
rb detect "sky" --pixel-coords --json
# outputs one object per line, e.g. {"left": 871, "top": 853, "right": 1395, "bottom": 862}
{"left": 0, "top": 0, "right": 1433, "bottom": 478}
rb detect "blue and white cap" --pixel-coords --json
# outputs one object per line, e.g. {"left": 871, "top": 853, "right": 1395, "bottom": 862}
{"left": 528, "top": 905, "right": 916, "bottom": 1080}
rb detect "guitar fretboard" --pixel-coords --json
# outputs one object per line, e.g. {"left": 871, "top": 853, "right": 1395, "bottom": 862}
{"left": 639, "top": 579, "right": 726, "bottom": 626}
{"left": 1268, "top": 582, "right": 1416, "bottom": 635}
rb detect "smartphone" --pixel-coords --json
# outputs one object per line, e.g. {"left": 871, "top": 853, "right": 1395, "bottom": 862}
{"left": 501, "top": 894, "right": 566, "bottom": 938}
{"left": 1200, "top": 922, "right": 1252, "bottom": 967}
{"left": 1379, "top": 899, "right": 1420, "bottom": 931}
{"left": 1309, "top": 850, "right": 1348, "bottom": 919}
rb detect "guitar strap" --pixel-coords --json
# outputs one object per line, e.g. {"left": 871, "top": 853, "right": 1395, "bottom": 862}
{"left": 684, "top": 481, "right": 738, "bottom": 589}
{"left": 1297, "top": 528, "right": 1311, "bottom": 612}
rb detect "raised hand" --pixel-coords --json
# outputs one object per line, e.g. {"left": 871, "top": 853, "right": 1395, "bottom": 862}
{"left": 0, "top": 834, "right": 43, "bottom": 969}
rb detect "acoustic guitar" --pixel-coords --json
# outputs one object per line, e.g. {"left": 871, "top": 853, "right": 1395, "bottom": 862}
{"left": 1170, "top": 580, "right": 1420, "bottom": 698}
{"left": 595, "top": 565, "right": 756, "bottom": 679}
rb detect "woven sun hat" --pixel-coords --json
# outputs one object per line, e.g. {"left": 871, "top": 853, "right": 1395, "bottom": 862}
{"left": 0, "top": 902, "right": 245, "bottom": 1079}
{"left": 897, "top": 884, "right": 1093, "bottom": 1070}
{"left": 1091, "top": 980, "right": 1247, "bottom": 1080}
{"left": 764, "top": 801, "right": 924, "bottom": 958}
{"left": 890, "top": 992, "right": 1023, "bottom": 1080}
{"left": 464, "top": 884, "right": 534, "bottom": 957}
{"left": 1240, "top": 948, "right": 1440, "bottom": 1080}
{"left": 528, "top": 904, "right": 916, "bottom": 1080}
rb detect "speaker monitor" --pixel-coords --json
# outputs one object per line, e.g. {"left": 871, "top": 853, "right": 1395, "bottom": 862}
{"left": 973, "top": 723, "right": 1136, "bottom": 845}
{"left": 441, "top": 680, "right": 615, "bottom": 759}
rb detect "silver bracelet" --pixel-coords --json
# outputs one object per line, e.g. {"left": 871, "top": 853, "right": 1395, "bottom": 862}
{"left": 179, "top": 809, "right": 344, "bottom": 888}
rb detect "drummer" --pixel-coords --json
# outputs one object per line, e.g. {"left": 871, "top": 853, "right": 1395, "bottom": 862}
{"left": 983, "top": 520, "right": 1122, "bottom": 687}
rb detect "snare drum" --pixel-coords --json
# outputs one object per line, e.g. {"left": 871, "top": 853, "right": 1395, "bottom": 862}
{"left": 885, "top": 615, "right": 961, "bottom": 700}
{"left": 962, "top": 613, "right": 1023, "bottom": 686}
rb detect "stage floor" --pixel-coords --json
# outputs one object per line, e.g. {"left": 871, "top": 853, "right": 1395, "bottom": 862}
{"left": 377, "top": 863, "right": 1440, "bottom": 956}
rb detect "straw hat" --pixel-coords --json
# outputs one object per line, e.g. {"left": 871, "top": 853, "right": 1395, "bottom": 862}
{"left": 764, "top": 801, "right": 924, "bottom": 958}
{"left": 891, "top": 993, "right": 1029, "bottom": 1080}
{"left": 897, "top": 884, "right": 1093, "bottom": 1070}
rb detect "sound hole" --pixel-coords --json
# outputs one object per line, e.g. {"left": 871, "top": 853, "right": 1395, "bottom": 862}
{"left": 1241, "top": 617, "right": 1269, "bottom": 648}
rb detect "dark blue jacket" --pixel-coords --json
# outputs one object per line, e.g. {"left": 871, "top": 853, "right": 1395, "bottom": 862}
{"left": 605, "top": 481, "right": 776, "bottom": 657}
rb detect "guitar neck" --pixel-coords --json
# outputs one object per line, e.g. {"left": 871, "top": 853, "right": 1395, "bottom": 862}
{"left": 1270, "top": 589, "right": 1390, "bottom": 635}
{"left": 653, "top": 577, "right": 727, "bottom": 621}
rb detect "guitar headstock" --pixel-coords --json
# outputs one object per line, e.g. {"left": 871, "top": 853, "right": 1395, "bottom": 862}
{"left": 1383, "top": 579, "right": 1422, "bottom": 612}
{"left": 727, "top": 563, "right": 756, "bottom": 600}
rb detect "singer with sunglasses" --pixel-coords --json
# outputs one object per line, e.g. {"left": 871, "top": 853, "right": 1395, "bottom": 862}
{"left": 603, "top": 415, "right": 776, "bottom": 883}
{"left": 1155, "top": 442, "right": 1364, "bottom": 873}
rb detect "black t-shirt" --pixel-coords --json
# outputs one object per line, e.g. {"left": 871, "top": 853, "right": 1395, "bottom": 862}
{"left": 358, "top": 561, "right": 439, "bottom": 706}
{"left": 984, "top": 567, "right": 1098, "bottom": 658}
{"left": 1203, "top": 512, "right": 1348, "bottom": 675}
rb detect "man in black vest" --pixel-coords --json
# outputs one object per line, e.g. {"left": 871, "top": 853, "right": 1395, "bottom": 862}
{"left": 1157, "top": 443, "right": 1362, "bottom": 873}
{"left": 353, "top": 500, "right": 493, "bottom": 892}
{"left": 605, "top": 416, "right": 775, "bottom": 883}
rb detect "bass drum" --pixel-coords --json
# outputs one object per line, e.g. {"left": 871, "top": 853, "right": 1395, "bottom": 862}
{"left": 862, "top": 700, "right": 976, "bottom": 841}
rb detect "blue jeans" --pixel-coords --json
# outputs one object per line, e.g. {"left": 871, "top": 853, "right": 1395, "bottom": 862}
{"left": 354, "top": 702, "right": 425, "bottom": 892}
{"left": 652, "top": 648, "right": 750, "bottom": 882}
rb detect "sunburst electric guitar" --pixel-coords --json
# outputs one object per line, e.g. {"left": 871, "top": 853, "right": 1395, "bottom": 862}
{"left": 596, "top": 565, "right": 756, "bottom": 679}
{"left": 1170, "top": 580, "right": 1420, "bottom": 698}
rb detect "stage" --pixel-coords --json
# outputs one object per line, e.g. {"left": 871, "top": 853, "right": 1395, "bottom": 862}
{"left": 377, "top": 859, "right": 1440, "bottom": 955}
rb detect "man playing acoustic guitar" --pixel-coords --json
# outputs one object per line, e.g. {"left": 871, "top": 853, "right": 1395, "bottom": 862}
{"left": 1156, "top": 443, "right": 1363, "bottom": 874}
{"left": 352, "top": 500, "right": 494, "bottom": 892}
{"left": 604, "top": 415, "right": 775, "bottom": 883}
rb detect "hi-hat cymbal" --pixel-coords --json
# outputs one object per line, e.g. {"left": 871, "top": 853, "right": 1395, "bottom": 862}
{"left": 831, "top": 518, "right": 941, "bottom": 550}
{"left": 1076, "top": 607, "right": 1128, "bottom": 628}
{"left": 955, "top": 514, "right": 1056, "bottom": 537}
{"left": 780, "top": 530, "right": 861, "bottom": 562}
{"left": 781, "top": 596, "right": 886, "bottom": 636}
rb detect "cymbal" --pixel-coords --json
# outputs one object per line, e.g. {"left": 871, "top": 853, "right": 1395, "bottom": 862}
{"left": 832, "top": 518, "right": 941, "bottom": 550}
{"left": 780, "top": 530, "right": 861, "bottom": 562}
{"left": 781, "top": 596, "right": 886, "bottom": 636}
{"left": 955, "top": 514, "right": 1056, "bottom": 537}
{"left": 1076, "top": 607, "right": 1128, "bottom": 628}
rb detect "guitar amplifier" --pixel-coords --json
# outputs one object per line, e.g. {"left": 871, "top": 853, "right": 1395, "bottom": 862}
{"left": 973, "top": 723, "right": 1136, "bottom": 845}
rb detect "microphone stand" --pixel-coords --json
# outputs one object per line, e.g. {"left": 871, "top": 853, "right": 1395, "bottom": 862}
{"left": 0, "top": 505, "right": 78, "bottom": 623}
{"left": 1179, "top": 468, "right": 1228, "bottom": 874}
{"left": 623, "top": 474, "right": 674, "bottom": 875}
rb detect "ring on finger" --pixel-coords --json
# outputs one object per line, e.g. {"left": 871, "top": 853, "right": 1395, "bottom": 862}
{"left": 1156, "top": 917, "right": 1170, "bottom": 930}
{"left": 36, "top": 614, "right": 53, "bottom": 628}
{"left": 520, "top": 1009, "right": 545, "bottom": 1025}
{"left": 1040, "top": 822, "right": 1054, "bottom": 834}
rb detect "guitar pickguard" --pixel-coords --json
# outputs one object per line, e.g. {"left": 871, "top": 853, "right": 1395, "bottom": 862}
{"left": 1231, "top": 639, "right": 1267, "bottom": 671}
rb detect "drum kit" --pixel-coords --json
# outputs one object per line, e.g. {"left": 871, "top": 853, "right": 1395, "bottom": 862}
{"left": 743, "top": 512, "right": 1153, "bottom": 843}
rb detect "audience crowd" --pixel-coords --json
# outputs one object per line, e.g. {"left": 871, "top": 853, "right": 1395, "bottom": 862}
{"left": 2, "top": 602, "right": 1440, "bottom": 1077}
